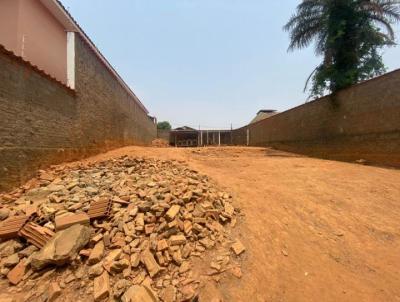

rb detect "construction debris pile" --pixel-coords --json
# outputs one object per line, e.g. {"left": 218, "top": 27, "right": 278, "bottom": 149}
{"left": 0, "top": 157, "right": 245, "bottom": 301}
{"left": 151, "top": 139, "right": 170, "bottom": 148}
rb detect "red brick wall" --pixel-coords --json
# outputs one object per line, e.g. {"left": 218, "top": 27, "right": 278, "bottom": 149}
{"left": 233, "top": 70, "right": 400, "bottom": 167}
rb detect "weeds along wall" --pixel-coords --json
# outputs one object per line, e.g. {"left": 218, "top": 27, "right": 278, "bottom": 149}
{"left": 0, "top": 36, "right": 156, "bottom": 191}
{"left": 233, "top": 70, "right": 400, "bottom": 167}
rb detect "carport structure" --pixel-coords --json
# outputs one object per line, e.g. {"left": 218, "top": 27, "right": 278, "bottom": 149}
{"left": 169, "top": 127, "right": 233, "bottom": 147}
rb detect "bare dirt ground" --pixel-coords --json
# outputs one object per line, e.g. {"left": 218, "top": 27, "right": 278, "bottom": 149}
{"left": 67, "top": 146, "right": 400, "bottom": 302}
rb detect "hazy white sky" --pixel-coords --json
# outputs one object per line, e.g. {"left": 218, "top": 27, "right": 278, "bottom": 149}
{"left": 61, "top": 0, "right": 400, "bottom": 129}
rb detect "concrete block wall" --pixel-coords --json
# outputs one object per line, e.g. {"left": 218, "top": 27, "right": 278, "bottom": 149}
{"left": 233, "top": 70, "right": 400, "bottom": 167}
{"left": 0, "top": 38, "right": 156, "bottom": 191}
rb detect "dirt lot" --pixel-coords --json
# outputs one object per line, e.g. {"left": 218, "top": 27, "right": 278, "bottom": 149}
{"left": 66, "top": 146, "right": 399, "bottom": 302}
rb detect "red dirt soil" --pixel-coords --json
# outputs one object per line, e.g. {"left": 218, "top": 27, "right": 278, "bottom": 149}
{"left": 2, "top": 146, "right": 400, "bottom": 302}
{"left": 79, "top": 146, "right": 400, "bottom": 302}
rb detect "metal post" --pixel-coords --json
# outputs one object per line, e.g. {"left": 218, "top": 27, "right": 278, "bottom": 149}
{"left": 230, "top": 123, "right": 233, "bottom": 146}
{"left": 218, "top": 131, "right": 221, "bottom": 146}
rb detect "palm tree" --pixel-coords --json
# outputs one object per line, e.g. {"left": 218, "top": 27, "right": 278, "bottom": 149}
{"left": 284, "top": 0, "right": 400, "bottom": 97}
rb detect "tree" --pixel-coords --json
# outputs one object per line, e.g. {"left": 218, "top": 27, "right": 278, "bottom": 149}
{"left": 284, "top": 0, "right": 400, "bottom": 97}
{"left": 157, "top": 121, "right": 172, "bottom": 130}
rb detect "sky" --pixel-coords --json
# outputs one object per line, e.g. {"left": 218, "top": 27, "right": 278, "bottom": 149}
{"left": 60, "top": 0, "right": 400, "bottom": 129}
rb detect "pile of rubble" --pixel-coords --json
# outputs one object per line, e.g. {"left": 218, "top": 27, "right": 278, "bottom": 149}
{"left": 151, "top": 139, "right": 170, "bottom": 148}
{"left": 0, "top": 156, "right": 245, "bottom": 301}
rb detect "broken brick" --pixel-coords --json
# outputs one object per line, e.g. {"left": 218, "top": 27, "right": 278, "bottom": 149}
{"left": 93, "top": 271, "right": 110, "bottom": 302}
{"left": 88, "top": 198, "right": 113, "bottom": 220}
{"left": 141, "top": 250, "right": 161, "bottom": 277}
{"left": 166, "top": 205, "right": 180, "bottom": 221}
{"left": 0, "top": 215, "right": 29, "bottom": 240}
{"left": 231, "top": 239, "right": 246, "bottom": 256}
{"left": 7, "top": 260, "right": 27, "bottom": 285}
{"left": 18, "top": 222, "right": 55, "bottom": 249}
{"left": 54, "top": 213, "right": 90, "bottom": 231}
{"left": 169, "top": 235, "right": 186, "bottom": 246}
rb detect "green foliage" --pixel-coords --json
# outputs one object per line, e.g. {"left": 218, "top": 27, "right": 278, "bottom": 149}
{"left": 284, "top": 0, "right": 400, "bottom": 98}
{"left": 157, "top": 121, "right": 172, "bottom": 130}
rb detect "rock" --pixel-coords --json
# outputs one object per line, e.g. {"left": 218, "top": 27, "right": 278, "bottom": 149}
{"left": 93, "top": 271, "right": 110, "bottom": 302}
{"left": 183, "top": 220, "right": 192, "bottom": 234}
{"left": 145, "top": 223, "right": 156, "bottom": 235}
{"left": 88, "top": 241, "right": 104, "bottom": 265}
{"left": 2, "top": 253, "right": 20, "bottom": 267}
{"left": 113, "top": 279, "right": 131, "bottom": 298}
{"left": 88, "top": 262, "right": 104, "bottom": 278}
{"left": 230, "top": 266, "right": 242, "bottom": 278}
{"left": 44, "top": 221, "right": 55, "bottom": 231}
{"left": 128, "top": 206, "right": 138, "bottom": 217}
{"left": 39, "top": 171, "right": 54, "bottom": 181}
{"left": 90, "top": 233, "right": 104, "bottom": 245}
{"left": 121, "top": 285, "right": 158, "bottom": 302}
{"left": 179, "top": 261, "right": 190, "bottom": 274}
{"left": 68, "top": 202, "right": 83, "bottom": 211}
{"left": 25, "top": 187, "right": 51, "bottom": 201}
{"left": 0, "top": 240, "right": 24, "bottom": 257}
{"left": 47, "top": 282, "right": 62, "bottom": 302}
{"left": 110, "top": 258, "right": 130, "bottom": 273}
{"left": 31, "top": 224, "right": 91, "bottom": 270}
{"left": 18, "top": 245, "right": 38, "bottom": 258}
{"left": 224, "top": 202, "right": 235, "bottom": 216}
{"left": 231, "top": 239, "right": 246, "bottom": 256}
{"left": 65, "top": 273, "right": 76, "bottom": 284}
{"left": 199, "top": 238, "right": 215, "bottom": 249}
{"left": 181, "top": 244, "right": 192, "bottom": 259}
{"left": 180, "top": 285, "right": 196, "bottom": 300}
{"left": 157, "top": 239, "right": 168, "bottom": 251}
{"left": 79, "top": 249, "right": 91, "bottom": 257}
{"left": 0, "top": 267, "right": 10, "bottom": 278}
{"left": 130, "top": 253, "right": 140, "bottom": 268}
{"left": 165, "top": 205, "right": 180, "bottom": 221}
{"left": 141, "top": 250, "right": 161, "bottom": 277}
{"left": 0, "top": 208, "right": 10, "bottom": 220}
{"left": 335, "top": 231, "right": 345, "bottom": 237}
{"left": 355, "top": 159, "right": 367, "bottom": 165}
{"left": 47, "top": 184, "right": 66, "bottom": 192}
{"left": 67, "top": 181, "right": 79, "bottom": 191}
{"left": 122, "top": 245, "right": 131, "bottom": 254}
{"left": 169, "top": 235, "right": 186, "bottom": 246}
{"left": 103, "top": 249, "right": 122, "bottom": 273}
{"left": 160, "top": 286, "right": 176, "bottom": 302}
{"left": 74, "top": 266, "right": 85, "bottom": 279}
